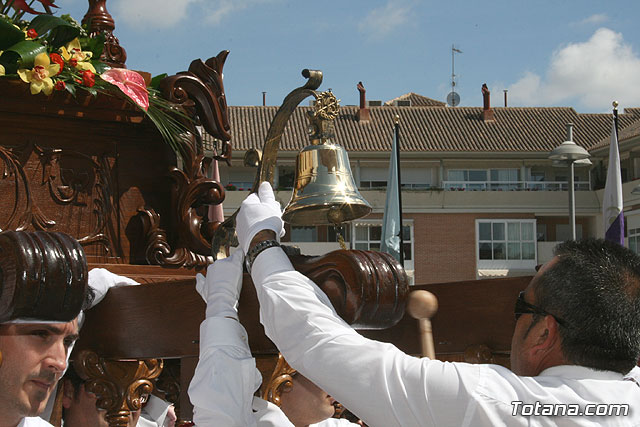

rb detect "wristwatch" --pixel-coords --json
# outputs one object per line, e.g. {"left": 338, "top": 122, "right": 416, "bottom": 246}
{"left": 245, "top": 239, "right": 280, "bottom": 274}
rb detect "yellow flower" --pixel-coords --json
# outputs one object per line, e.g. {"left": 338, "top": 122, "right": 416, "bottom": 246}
{"left": 60, "top": 38, "right": 96, "bottom": 73}
{"left": 0, "top": 64, "right": 5, "bottom": 77}
{"left": 17, "top": 53, "right": 60, "bottom": 95}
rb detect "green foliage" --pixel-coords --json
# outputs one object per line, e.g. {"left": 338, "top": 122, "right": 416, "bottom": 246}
{"left": 0, "top": 6, "right": 194, "bottom": 159}
{"left": 150, "top": 73, "right": 168, "bottom": 90}
{"left": 0, "top": 40, "right": 45, "bottom": 73}
{"left": 29, "top": 14, "right": 80, "bottom": 48}
{"left": 79, "top": 33, "right": 105, "bottom": 59}
{"left": 0, "top": 16, "right": 24, "bottom": 50}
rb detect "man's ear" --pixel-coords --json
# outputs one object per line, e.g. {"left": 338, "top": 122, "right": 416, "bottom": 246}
{"left": 532, "top": 315, "right": 561, "bottom": 351}
{"left": 62, "top": 379, "right": 74, "bottom": 409}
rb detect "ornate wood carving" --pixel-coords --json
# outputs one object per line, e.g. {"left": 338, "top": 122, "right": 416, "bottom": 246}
{"left": 74, "top": 350, "right": 163, "bottom": 427}
{"left": 262, "top": 353, "right": 296, "bottom": 406}
{"left": 82, "top": 0, "right": 127, "bottom": 68}
{"left": 0, "top": 141, "right": 116, "bottom": 254}
{"left": 291, "top": 249, "right": 410, "bottom": 329}
{"left": 139, "top": 51, "right": 232, "bottom": 269}
{"left": 0, "top": 231, "right": 88, "bottom": 323}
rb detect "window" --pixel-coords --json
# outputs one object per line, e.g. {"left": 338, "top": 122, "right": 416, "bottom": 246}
{"left": 290, "top": 226, "right": 318, "bottom": 242}
{"left": 360, "top": 180, "right": 387, "bottom": 189}
{"left": 227, "top": 167, "right": 255, "bottom": 191}
{"left": 328, "top": 225, "right": 351, "bottom": 243}
{"left": 352, "top": 221, "right": 414, "bottom": 275}
{"left": 477, "top": 219, "right": 537, "bottom": 270}
{"left": 530, "top": 170, "right": 545, "bottom": 182}
{"left": 630, "top": 228, "right": 640, "bottom": 254}
{"left": 354, "top": 224, "right": 381, "bottom": 251}
{"left": 446, "top": 168, "right": 520, "bottom": 190}
{"left": 278, "top": 166, "right": 295, "bottom": 190}
{"left": 489, "top": 169, "right": 519, "bottom": 190}
{"left": 360, "top": 166, "right": 433, "bottom": 189}
{"left": 360, "top": 167, "right": 387, "bottom": 189}
{"left": 447, "top": 169, "right": 487, "bottom": 190}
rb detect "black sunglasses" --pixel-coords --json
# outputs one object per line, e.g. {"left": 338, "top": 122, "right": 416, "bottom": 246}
{"left": 514, "top": 291, "right": 567, "bottom": 327}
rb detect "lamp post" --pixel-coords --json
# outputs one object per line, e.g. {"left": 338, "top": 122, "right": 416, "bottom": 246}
{"left": 548, "top": 123, "right": 591, "bottom": 240}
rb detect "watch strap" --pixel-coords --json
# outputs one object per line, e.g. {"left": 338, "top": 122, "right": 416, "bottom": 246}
{"left": 245, "top": 239, "right": 280, "bottom": 274}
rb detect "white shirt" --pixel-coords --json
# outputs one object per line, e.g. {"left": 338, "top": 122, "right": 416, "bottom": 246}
{"left": 251, "top": 247, "right": 640, "bottom": 427}
{"left": 19, "top": 418, "right": 52, "bottom": 427}
{"left": 188, "top": 317, "right": 357, "bottom": 426}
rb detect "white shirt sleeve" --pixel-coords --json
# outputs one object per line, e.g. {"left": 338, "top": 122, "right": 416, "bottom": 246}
{"left": 251, "top": 247, "right": 481, "bottom": 427}
{"left": 187, "top": 316, "right": 295, "bottom": 427}
{"left": 188, "top": 316, "right": 263, "bottom": 427}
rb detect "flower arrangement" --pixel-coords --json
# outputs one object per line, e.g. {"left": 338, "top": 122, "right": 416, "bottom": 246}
{"left": 0, "top": 0, "right": 191, "bottom": 155}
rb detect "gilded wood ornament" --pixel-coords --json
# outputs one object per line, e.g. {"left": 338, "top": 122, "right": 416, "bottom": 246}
{"left": 74, "top": 350, "right": 163, "bottom": 427}
{"left": 262, "top": 353, "right": 296, "bottom": 407}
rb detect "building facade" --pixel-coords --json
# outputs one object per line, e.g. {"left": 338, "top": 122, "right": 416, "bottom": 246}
{"left": 208, "top": 90, "right": 640, "bottom": 285}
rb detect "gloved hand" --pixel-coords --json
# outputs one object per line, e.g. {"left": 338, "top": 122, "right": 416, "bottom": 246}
{"left": 195, "top": 250, "right": 244, "bottom": 319}
{"left": 88, "top": 268, "right": 140, "bottom": 308}
{"left": 236, "top": 181, "right": 285, "bottom": 254}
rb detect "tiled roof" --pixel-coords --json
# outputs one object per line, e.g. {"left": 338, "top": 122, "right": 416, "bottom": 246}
{"left": 384, "top": 92, "right": 446, "bottom": 107}
{"left": 219, "top": 105, "right": 640, "bottom": 154}
{"left": 590, "top": 115, "right": 640, "bottom": 151}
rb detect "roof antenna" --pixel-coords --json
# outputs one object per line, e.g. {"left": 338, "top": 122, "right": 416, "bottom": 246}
{"left": 447, "top": 44, "right": 462, "bottom": 107}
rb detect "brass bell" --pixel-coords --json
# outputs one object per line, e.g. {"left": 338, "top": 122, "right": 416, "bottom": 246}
{"left": 282, "top": 92, "right": 372, "bottom": 225}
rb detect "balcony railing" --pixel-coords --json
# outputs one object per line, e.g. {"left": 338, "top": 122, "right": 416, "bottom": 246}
{"left": 442, "top": 181, "right": 591, "bottom": 191}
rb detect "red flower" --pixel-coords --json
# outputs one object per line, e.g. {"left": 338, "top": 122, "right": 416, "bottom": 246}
{"left": 49, "top": 53, "right": 64, "bottom": 75}
{"left": 69, "top": 58, "right": 78, "bottom": 67}
{"left": 82, "top": 70, "right": 95, "bottom": 87}
{"left": 54, "top": 81, "right": 66, "bottom": 91}
{"left": 74, "top": 78, "right": 81, "bottom": 84}
{"left": 26, "top": 28, "right": 38, "bottom": 39}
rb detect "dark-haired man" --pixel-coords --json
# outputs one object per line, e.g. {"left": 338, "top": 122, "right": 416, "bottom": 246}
{"left": 0, "top": 231, "right": 89, "bottom": 427}
{"left": 236, "top": 182, "right": 640, "bottom": 427}
{"left": 0, "top": 320, "right": 80, "bottom": 427}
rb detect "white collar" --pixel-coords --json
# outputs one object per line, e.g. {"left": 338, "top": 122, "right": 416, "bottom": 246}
{"left": 539, "top": 364, "right": 624, "bottom": 381}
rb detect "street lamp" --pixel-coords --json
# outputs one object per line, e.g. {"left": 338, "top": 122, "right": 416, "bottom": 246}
{"left": 548, "top": 123, "right": 591, "bottom": 240}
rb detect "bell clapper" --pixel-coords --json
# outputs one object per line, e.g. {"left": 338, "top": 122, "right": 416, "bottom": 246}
{"left": 332, "top": 222, "right": 348, "bottom": 251}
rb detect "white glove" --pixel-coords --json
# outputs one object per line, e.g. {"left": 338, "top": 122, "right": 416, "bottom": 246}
{"left": 236, "top": 181, "right": 285, "bottom": 254}
{"left": 195, "top": 250, "right": 244, "bottom": 319}
{"left": 88, "top": 268, "right": 140, "bottom": 308}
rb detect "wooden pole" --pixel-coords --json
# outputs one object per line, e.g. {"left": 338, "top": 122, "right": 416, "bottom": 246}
{"left": 406, "top": 290, "right": 438, "bottom": 359}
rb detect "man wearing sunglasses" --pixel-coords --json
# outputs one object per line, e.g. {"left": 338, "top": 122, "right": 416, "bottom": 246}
{"left": 233, "top": 182, "right": 640, "bottom": 427}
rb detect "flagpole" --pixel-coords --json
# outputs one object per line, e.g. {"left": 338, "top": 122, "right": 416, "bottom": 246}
{"left": 613, "top": 101, "right": 619, "bottom": 140}
{"left": 395, "top": 115, "right": 405, "bottom": 266}
{"left": 603, "top": 100, "right": 624, "bottom": 245}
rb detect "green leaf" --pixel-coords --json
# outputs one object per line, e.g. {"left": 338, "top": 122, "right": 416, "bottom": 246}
{"left": 150, "top": 73, "right": 168, "bottom": 90}
{"left": 64, "top": 81, "right": 77, "bottom": 97}
{"left": 79, "top": 33, "right": 105, "bottom": 59}
{"left": 0, "top": 17, "right": 25, "bottom": 50}
{"left": 93, "top": 60, "right": 110, "bottom": 75}
{"left": 29, "top": 14, "right": 80, "bottom": 48}
{"left": 0, "top": 40, "right": 46, "bottom": 74}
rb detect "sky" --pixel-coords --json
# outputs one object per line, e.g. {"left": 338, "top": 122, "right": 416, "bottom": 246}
{"left": 54, "top": 0, "right": 640, "bottom": 113}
